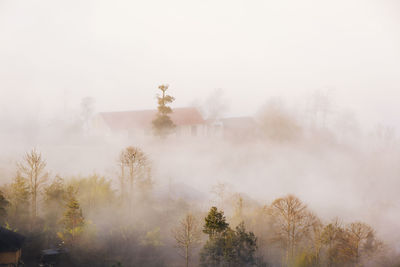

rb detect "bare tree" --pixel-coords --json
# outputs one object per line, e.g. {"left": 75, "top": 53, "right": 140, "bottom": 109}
{"left": 211, "top": 182, "right": 229, "bottom": 209}
{"left": 18, "top": 148, "right": 48, "bottom": 224}
{"left": 80, "top": 96, "right": 95, "bottom": 132}
{"left": 172, "top": 214, "right": 201, "bottom": 267}
{"left": 321, "top": 218, "right": 343, "bottom": 267}
{"left": 268, "top": 195, "right": 317, "bottom": 265}
{"left": 118, "top": 146, "right": 150, "bottom": 203}
{"left": 341, "top": 222, "right": 380, "bottom": 266}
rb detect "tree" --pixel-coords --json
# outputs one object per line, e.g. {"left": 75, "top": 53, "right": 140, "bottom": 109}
{"left": 336, "top": 222, "right": 381, "bottom": 266}
{"left": 5, "top": 172, "right": 30, "bottom": 229}
{"left": 202, "top": 88, "right": 229, "bottom": 121}
{"left": 172, "top": 214, "right": 201, "bottom": 267}
{"left": 258, "top": 98, "right": 301, "bottom": 142}
{"left": 203, "top": 207, "right": 229, "bottom": 238}
{"left": 58, "top": 186, "right": 85, "bottom": 246}
{"left": 152, "top": 84, "right": 175, "bottom": 137}
{"left": 201, "top": 207, "right": 230, "bottom": 266}
{"left": 200, "top": 207, "right": 262, "bottom": 267}
{"left": 80, "top": 96, "right": 95, "bottom": 132}
{"left": 0, "top": 190, "right": 9, "bottom": 223}
{"left": 232, "top": 222, "right": 258, "bottom": 266}
{"left": 118, "top": 147, "right": 150, "bottom": 203}
{"left": 321, "top": 219, "right": 343, "bottom": 267}
{"left": 43, "top": 176, "right": 67, "bottom": 246}
{"left": 269, "top": 195, "right": 317, "bottom": 266}
{"left": 18, "top": 148, "right": 48, "bottom": 224}
{"left": 69, "top": 174, "right": 115, "bottom": 214}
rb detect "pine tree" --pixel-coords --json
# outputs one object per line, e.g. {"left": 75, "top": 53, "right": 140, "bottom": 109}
{"left": 203, "top": 206, "right": 229, "bottom": 238}
{"left": 43, "top": 176, "right": 67, "bottom": 246}
{"left": 0, "top": 190, "right": 9, "bottom": 223}
{"left": 232, "top": 222, "right": 258, "bottom": 266}
{"left": 58, "top": 187, "right": 85, "bottom": 246}
{"left": 200, "top": 207, "right": 262, "bottom": 267}
{"left": 152, "top": 84, "right": 176, "bottom": 137}
{"left": 7, "top": 172, "right": 30, "bottom": 230}
{"left": 200, "top": 207, "right": 230, "bottom": 266}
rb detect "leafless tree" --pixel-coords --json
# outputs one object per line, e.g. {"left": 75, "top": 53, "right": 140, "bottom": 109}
{"left": 172, "top": 214, "right": 201, "bottom": 267}
{"left": 321, "top": 218, "right": 343, "bottom": 267}
{"left": 18, "top": 148, "right": 48, "bottom": 224}
{"left": 268, "top": 194, "right": 317, "bottom": 265}
{"left": 118, "top": 146, "right": 150, "bottom": 202}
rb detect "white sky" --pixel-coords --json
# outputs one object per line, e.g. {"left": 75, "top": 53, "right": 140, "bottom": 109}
{"left": 1, "top": 0, "right": 400, "bottom": 127}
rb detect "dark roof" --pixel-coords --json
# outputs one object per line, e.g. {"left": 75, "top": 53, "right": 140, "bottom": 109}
{"left": 98, "top": 107, "right": 205, "bottom": 131}
{"left": 0, "top": 227, "right": 25, "bottom": 252}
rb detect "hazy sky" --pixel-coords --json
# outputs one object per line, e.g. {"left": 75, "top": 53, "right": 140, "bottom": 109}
{"left": 1, "top": 0, "right": 399, "bottom": 127}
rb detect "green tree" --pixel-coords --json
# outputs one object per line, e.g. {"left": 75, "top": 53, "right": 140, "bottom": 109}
{"left": 232, "top": 222, "right": 258, "bottom": 266}
{"left": 43, "top": 176, "right": 67, "bottom": 246}
{"left": 152, "top": 84, "right": 175, "bottom": 137}
{"left": 0, "top": 190, "right": 9, "bottom": 223}
{"left": 58, "top": 186, "right": 85, "bottom": 246}
{"left": 203, "top": 206, "right": 229, "bottom": 238}
{"left": 201, "top": 207, "right": 261, "bottom": 267}
{"left": 69, "top": 174, "right": 115, "bottom": 214}
{"left": 6, "top": 172, "right": 30, "bottom": 230}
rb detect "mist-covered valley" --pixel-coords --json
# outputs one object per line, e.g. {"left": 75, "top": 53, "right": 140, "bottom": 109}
{"left": 1, "top": 0, "right": 400, "bottom": 266}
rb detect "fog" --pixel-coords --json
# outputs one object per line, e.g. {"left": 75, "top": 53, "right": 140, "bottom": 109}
{"left": 1, "top": 1, "right": 400, "bottom": 266}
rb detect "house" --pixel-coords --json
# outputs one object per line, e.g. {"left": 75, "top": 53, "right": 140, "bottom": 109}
{"left": 221, "top": 117, "right": 258, "bottom": 139}
{"left": 206, "top": 117, "right": 259, "bottom": 140}
{"left": 92, "top": 107, "right": 206, "bottom": 138}
{"left": 0, "top": 227, "right": 25, "bottom": 266}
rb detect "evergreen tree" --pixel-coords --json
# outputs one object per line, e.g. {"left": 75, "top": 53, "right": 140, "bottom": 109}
{"left": 43, "top": 176, "right": 67, "bottom": 246}
{"left": 232, "top": 222, "right": 258, "bottom": 266}
{"left": 7, "top": 172, "right": 30, "bottom": 230}
{"left": 0, "top": 190, "right": 9, "bottom": 223}
{"left": 58, "top": 186, "right": 85, "bottom": 246}
{"left": 152, "top": 84, "right": 176, "bottom": 137}
{"left": 203, "top": 206, "right": 229, "bottom": 238}
{"left": 201, "top": 207, "right": 261, "bottom": 267}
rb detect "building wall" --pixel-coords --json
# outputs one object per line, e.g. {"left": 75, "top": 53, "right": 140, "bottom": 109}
{"left": 0, "top": 249, "right": 20, "bottom": 265}
{"left": 175, "top": 124, "right": 206, "bottom": 137}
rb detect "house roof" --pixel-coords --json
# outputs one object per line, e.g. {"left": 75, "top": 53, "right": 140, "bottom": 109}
{"left": 0, "top": 227, "right": 25, "bottom": 252}
{"left": 98, "top": 107, "right": 205, "bottom": 131}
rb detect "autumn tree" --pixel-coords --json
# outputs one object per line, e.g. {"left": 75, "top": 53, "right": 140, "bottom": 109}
{"left": 18, "top": 148, "right": 48, "bottom": 224}
{"left": 152, "top": 84, "right": 175, "bottom": 137}
{"left": 58, "top": 186, "right": 85, "bottom": 246}
{"left": 173, "top": 214, "right": 201, "bottom": 267}
{"left": 269, "top": 195, "right": 317, "bottom": 266}
{"left": 336, "top": 222, "right": 382, "bottom": 266}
